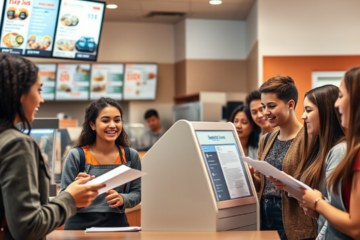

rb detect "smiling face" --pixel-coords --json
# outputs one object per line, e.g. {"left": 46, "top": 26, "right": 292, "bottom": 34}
{"left": 302, "top": 96, "right": 320, "bottom": 135}
{"left": 20, "top": 74, "right": 44, "bottom": 123}
{"left": 261, "top": 93, "right": 294, "bottom": 128}
{"left": 249, "top": 99, "right": 270, "bottom": 130}
{"left": 335, "top": 79, "right": 350, "bottom": 128}
{"left": 233, "top": 111, "right": 253, "bottom": 140}
{"left": 90, "top": 106, "right": 122, "bottom": 143}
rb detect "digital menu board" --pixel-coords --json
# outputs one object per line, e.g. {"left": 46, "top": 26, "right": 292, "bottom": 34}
{"left": 90, "top": 64, "right": 124, "bottom": 100}
{"left": 55, "top": 64, "right": 90, "bottom": 100}
{"left": 37, "top": 63, "right": 56, "bottom": 100}
{"left": 123, "top": 64, "right": 157, "bottom": 100}
{"left": 0, "top": 0, "right": 60, "bottom": 57}
{"left": 52, "top": 0, "right": 105, "bottom": 61}
{"left": 0, "top": 0, "right": 5, "bottom": 27}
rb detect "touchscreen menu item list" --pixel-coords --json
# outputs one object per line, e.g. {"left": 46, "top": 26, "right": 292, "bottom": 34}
{"left": 196, "top": 130, "right": 253, "bottom": 202}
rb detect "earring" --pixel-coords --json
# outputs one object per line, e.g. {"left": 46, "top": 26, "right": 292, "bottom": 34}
{"left": 92, "top": 128, "right": 95, "bottom": 131}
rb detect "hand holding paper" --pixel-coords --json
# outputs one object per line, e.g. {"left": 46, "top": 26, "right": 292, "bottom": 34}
{"left": 242, "top": 156, "right": 312, "bottom": 201}
{"left": 85, "top": 165, "right": 146, "bottom": 195}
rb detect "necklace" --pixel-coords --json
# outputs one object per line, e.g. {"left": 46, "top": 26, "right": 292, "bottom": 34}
{"left": 89, "top": 146, "right": 119, "bottom": 165}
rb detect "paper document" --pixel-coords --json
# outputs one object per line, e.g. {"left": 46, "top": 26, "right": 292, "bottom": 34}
{"left": 85, "top": 165, "right": 146, "bottom": 195}
{"left": 243, "top": 157, "right": 312, "bottom": 194}
{"left": 85, "top": 227, "right": 141, "bottom": 233}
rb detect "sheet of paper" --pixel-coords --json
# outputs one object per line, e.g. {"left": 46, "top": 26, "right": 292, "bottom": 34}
{"left": 85, "top": 165, "right": 146, "bottom": 195}
{"left": 243, "top": 156, "right": 312, "bottom": 193}
{"left": 85, "top": 227, "right": 141, "bottom": 233}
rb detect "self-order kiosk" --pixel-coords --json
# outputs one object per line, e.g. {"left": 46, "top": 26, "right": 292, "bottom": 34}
{"left": 141, "top": 120, "right": 259, "bottom": 231}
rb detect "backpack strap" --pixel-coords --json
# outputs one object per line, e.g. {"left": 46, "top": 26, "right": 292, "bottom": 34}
{"left": 263, "top": 132, "right": 271, "bottom": 151}
{"left": 124, "top": 147, "right": 131, "bottom": 165}
{"left": 75, "top": 147, "right": 86, "bottom": 172}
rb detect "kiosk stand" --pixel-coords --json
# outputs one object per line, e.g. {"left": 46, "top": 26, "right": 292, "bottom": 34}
{"left": 142, "top": 120, "right": 259, "bottom": 231}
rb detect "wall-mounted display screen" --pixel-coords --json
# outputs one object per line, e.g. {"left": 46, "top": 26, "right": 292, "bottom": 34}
{"left": 123, "top": 64, "right": 157, "bottom": 100}
{"left": 196, "top": 130, "right": 253, "bottom": 202}
{"left": 90, "top": 64, "right": 124, "bottom": 100}
{"left": 55, "top": 63, "right": 90, "bottom": 100}
{"left": 37, "top": 63, "right": 56, "bottom": 100}
{"left": 0, "top": 0, "right": 60, "bottom": 57}
{"left": 52, "top": 0, "right": 105, "bottom": 61}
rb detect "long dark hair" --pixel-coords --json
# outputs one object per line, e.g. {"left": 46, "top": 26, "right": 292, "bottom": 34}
{"left": 229, "top": 105, "right": 261, "bottom": 148}
{"left": 0, "top": 54, "right": 39, "bottom": 134}
{"left": 328, "top": 67, "right": 360, "bottom": 194}
{"left": 294, "top": 85, "right": 345, "bottom": 189}
{"left": 76, "top": 97, "right": 130, "bottom": 147}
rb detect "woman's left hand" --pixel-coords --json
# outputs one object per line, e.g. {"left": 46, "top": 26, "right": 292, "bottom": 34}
{"left": 300, "top": 188, "right": 323, "bottom": 210}
{"left": 267, "top": 176, "right": 286, "bottom": 190}
{"left": 105, "top": 190, "right": 124, "bottom": 208}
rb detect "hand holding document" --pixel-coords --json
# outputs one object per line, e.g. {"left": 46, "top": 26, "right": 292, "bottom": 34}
{"left": 85, "top": 165, "right": 146, "bottom": 195}
{"left": 85, "top": 227, "right": 141, "bottom": 233}
{"left": 242, "top": 156, "right": 312, "bottom": 201}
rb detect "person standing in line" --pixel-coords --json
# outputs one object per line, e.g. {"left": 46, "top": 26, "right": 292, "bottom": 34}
{"left": 269, "top": 85, "right": 346, "bottom": 239}
{"left": 229, "top": 105, "right": 261, "bottom": 159}
{"left": 246, "top": 90, "right": 274, "bottom": 136}
{"left": 301, "top": 67, "right": 360, "bottom": 239}
{"left": 252, "top": 76, "right": 316, "bottom": 240}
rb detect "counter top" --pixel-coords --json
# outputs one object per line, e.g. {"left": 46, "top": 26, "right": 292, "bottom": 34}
{"left": 47, "top": 231, "right": 280, "bottom": 240}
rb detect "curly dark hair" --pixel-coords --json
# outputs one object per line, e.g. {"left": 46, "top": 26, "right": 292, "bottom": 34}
{"left": 76, "top": 97, "right": 130, "bottom": 147}
{"left": 0, "top": 54, "right": 39, "bottom": 134}
{"left": 229, "top": 105, "right": 261, "bottom": 148}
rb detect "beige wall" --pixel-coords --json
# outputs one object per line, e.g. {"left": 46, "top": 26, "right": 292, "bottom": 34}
{"left": 246, "top": 41, "right": 258, "bottom": 92}
{"left": 175, "top": 60, "right": 186, "bottom": 96}
{"left": 186, "top": 60, "right": 247, "bottom": 94}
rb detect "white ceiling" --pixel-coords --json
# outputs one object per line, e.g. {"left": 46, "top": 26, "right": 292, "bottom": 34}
{"left": 103, "top": 0, "right": 255, "bottom": 23}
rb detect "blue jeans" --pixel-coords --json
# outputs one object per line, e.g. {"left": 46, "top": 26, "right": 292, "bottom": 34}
{"left": 260, "top": 197, "right": 287, "bottom": 240}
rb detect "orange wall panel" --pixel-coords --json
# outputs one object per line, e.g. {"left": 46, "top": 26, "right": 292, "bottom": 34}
{"left": 263, "top": 56, "right": 360, "bottom": 120}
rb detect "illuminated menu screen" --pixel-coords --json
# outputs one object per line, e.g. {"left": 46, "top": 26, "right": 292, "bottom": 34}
{"left": 90, "top": 64, "right": 124, "bottom": 100}
{"left": 0, "top": 0, "right": 60, "bottom": 57}
{"left": 52, "top": 0, "right": 105, "bottom": 60}
{"left": 123, "top": 64, "right": 157, "bottom": 100}
{"left": 196, "top": 131, "right": 253, "bottom": 202}
{"left": 37, "top": 63, "right": 56, "bottom": 100}
{"left": 55, "top": 64, "right": 90, "bottom": 100}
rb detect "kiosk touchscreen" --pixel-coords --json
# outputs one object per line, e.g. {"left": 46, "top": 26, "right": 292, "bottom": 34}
{"left": 142, "top": 120, "right": 259, "bottom": 232}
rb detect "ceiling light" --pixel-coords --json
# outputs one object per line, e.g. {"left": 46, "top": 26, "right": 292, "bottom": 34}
{"left": 209, "top": 0, "right": 222, "bottom": 5}
{"left": 106, "top": 4, "right": 118, "bottom": 9}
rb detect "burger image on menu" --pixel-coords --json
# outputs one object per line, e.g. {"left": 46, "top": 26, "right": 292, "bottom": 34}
{"left": 147, "top": 72, "right": 156, "bottom": 79}
{"left": 91, "top": 84, "right": 105, "bottom": 93}
{"left": 93, "top": 72, "right": 104, "bottom": 81}
{"left": 75, "top": 37, "right": 96, "bottom": 53}
{"left": 58, "top": 84, "right": 71, "bottom": 92}
{"left": 7, "top": 7, "right": 29, "bottom": 20}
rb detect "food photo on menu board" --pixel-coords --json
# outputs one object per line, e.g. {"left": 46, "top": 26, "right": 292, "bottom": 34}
{"left": 55, "top": 64, "right": 90, "bottom": 100}
{"left": 36, "top": 63, "right": 56, "bottom": 100}
{"left": 90, "top": 64, "right": 124, "bottom": 100}
{"left": 123, "top": 64, "right": 158, "bottom": 100}
{"left": 52, "top": 0, "right": 105, "bottom": 61}
{"left": 0, "top": 0, "right": 60, "bottom": 57}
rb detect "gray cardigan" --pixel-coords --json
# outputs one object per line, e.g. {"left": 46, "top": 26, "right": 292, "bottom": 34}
{"left": 316, "top": 143, "right": 353, "bottom": 240}
{"left": 60, "top": 147, "right": 141, "bottom": 214}
{"left": 0, "top": 129, "right": 76, "bottom": 240}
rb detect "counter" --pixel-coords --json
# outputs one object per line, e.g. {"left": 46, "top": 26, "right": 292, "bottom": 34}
{"left": 47, "top": 230, "right": 280, "bottom": 240}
